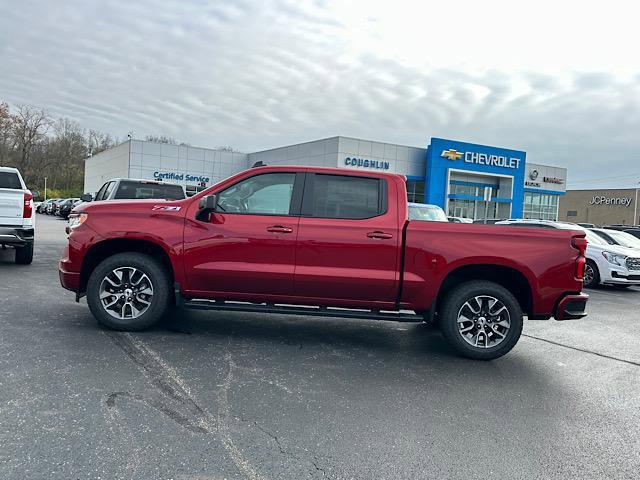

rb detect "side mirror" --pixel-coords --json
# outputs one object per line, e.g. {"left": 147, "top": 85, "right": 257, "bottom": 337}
{"left": 196, "top": 194, "right": 218, "bottom": 222}
{"left": 198, "top": 194, "right": 217, "bottom": 211}
{"left": 81, "top": 193, "right": 93, "bottom": 202}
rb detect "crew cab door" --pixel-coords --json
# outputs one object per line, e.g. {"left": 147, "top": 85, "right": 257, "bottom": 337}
{"left": 294, "top": 173, "right": 401, "bottom": 306}
{"left": 182, "top": 172, "right": 304, "bottom": 297}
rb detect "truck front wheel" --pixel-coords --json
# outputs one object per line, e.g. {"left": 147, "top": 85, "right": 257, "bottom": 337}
{"left": 86, "top": 253, "right": 170, "bottom": 331}
{"left": 439, "top": 280, "right": 523, "bottom": 360}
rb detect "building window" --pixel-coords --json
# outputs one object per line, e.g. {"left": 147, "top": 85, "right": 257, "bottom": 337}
{"left": 406, "top": 180, "right": 425, "bottom": 203}
{"left": 523, "top": 192, "right": 559, "bottom": 220}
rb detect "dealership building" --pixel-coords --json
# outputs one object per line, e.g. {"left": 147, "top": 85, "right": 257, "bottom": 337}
{"left": 559, "top": 189, "right": 640, "bottom": 226}
{"left": 84, "top": 136, "right": 567, "bottom": 220}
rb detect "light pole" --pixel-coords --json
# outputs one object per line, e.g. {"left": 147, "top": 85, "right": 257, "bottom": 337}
{"left": 44, "top": 177, "right": 47, "bottom": 202}
{"left": 634, "top": 183, "right": 639, "bottom": 226}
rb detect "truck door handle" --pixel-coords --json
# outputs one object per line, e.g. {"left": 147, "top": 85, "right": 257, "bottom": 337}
{"left": 267, "top": 225, "right": 293, "bottom": 233}
{"left": 367, "top": 231, "right": 393, "bottom": 239}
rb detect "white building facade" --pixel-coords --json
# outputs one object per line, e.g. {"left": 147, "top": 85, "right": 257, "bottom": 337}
{"left": 84, "top": 136, "right": 567, "bottom": 220}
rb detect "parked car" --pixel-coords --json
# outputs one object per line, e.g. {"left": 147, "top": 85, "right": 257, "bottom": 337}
{"left": 82, "top": 178, "right": 185, "bottom": 203}
{"left": 60, "top": 166, "right": 588, "bottom": 360}
{"left": 57, "top": 198, "right": 82, "bottom": 219}
{"left": 37, "top": 198, "right": 56, "bottom": 214}
{"left": 407, "top": 203, "right": 448, "bottom": 222}
{"left": 46, "top": 198, "right": 63, "bottom": 215}
{"left": 447, "top": 216, "right": 473, "bottom": 223}
{"left": 496, "top": 219, "right": 640, "bottom": 288}
{"left": 577, "top": 223, "right": 595, "bottom": 228}
{"left": 0, "top": 166, "right": 34, "bottom": 264}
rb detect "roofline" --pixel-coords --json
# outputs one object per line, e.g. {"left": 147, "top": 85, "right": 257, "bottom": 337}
{"left": 248, "top": 135, "right": 425, "bottom": 156}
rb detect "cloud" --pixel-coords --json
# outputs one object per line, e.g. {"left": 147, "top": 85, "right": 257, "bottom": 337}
{"left": 1, "top": 0, "right": 639, "bottom": 188}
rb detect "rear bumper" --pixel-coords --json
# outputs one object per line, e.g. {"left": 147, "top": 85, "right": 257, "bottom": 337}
{"left": 554, "top": 293, "right": 589, "bottom": 320}
{"left": 0, "top": 225, "right": 34, "bottom": 246}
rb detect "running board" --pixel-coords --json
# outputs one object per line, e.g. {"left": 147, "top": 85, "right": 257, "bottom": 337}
{"left": 183, "top": 299, "right": 423, "bottom": 323}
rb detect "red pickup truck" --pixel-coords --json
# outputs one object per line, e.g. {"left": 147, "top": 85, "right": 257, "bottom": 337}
{"left": 59, "top": 166, "right": 588, "bottom": 359}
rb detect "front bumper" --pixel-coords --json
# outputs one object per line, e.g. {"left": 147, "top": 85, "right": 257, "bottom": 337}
{"left": 0, "top": 226, "right": 34, "bottom": 246}
{"left": 554, "top": 293, "right": 589, "bottom": 320}
{"left": 602, "top": 271, "right": 640, "bottom": 285}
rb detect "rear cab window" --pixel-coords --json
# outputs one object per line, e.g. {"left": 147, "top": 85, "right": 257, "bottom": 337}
{"left": 113, "top": 181, "right": 185, "bottom": 200}
{"left": 0, "top": 171, "right": 23, "bottom": 189}
{"left": 302, "top": 173, "right": 386, "bottom": 219}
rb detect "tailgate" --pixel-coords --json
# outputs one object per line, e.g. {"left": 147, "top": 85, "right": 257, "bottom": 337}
{"left": 0, "top": 188, "right": 24, "bottom": 226}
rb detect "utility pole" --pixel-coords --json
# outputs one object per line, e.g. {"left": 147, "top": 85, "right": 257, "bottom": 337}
{"left": 634, "top": 184, "right": 639, "bottom": 226}
{"left": 44, "top": 177, "right": 47, "bottom": 201}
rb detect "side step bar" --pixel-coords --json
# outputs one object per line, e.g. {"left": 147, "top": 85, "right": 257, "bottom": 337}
{"left": 183, "top": 299, "right": 423, "bottom": 323}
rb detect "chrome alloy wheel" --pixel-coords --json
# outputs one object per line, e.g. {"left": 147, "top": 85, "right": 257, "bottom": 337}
{"left": 456, "top": 295, "right": 511, "bottom": 349}
{"left": 99, "top": 267, "right": 154, "bottom": 320}
{"left": 583, "top": 263, "right": 595, "bottom": 287}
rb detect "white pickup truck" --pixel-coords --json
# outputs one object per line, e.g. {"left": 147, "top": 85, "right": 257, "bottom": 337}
{"left": 0, "top": 166, "right": 34, "bottom": 264}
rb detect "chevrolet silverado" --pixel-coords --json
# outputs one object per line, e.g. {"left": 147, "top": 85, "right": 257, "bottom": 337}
{"left": 59, "top": 166, "right": 588, "bottom": 359}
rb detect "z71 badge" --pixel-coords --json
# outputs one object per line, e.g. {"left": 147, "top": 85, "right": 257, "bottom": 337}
{"left": 152, "top": 205, "right": 182, "bottom": 211}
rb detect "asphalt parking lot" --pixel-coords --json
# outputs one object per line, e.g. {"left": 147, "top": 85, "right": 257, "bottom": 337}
{"left": 1, "top": 215, "right": 639, "bottom": 480}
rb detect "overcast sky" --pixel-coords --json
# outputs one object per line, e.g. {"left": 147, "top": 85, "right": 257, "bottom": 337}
{"left": 1, "top": 0, "right": 639, "bottom": 188}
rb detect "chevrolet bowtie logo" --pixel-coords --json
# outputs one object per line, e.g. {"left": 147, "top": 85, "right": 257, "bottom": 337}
{"left": 441, "top": 149, "right": 463, "bottom": 161}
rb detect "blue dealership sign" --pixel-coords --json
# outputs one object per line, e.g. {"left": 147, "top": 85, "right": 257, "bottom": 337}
{"left": 425, "top": 138, "right": 526, "bottom": 218}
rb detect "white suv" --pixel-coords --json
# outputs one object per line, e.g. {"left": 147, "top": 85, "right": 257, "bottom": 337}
{"left": 0, "top": 166, "right": 34, "bottom": 264}
{"left": 495, "top": 219, "right": 640, "bottom": 288}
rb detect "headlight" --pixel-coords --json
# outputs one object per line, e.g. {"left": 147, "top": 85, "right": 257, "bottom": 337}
{"left": 602, "top": 251, "right": 627, "bottom": 266}
{"left": 67, "top": 213, "right": 88, "bottom": 230}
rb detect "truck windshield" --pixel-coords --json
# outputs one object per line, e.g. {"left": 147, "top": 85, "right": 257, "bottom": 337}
{"left": 603, "top": 229, "right": 640, "bottom": 249}
{"left": 0, "top": 172, "right": 22, "bottom": 189}
{"left": 114, "top": 181, "right": 185, "bottom": 200}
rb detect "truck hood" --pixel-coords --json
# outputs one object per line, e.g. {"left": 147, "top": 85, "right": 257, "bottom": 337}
{"left": 74, "top": 198, "right": 188, "bottom": 216}
{"left": 587, "top": 242, "right": 640, "bottom": 258}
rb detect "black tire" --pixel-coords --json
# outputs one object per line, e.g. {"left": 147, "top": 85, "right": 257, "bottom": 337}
{"left": 439, "top": 280, "right": 523, "bottom": 360}
{"left": 86, "top": 252, "right": 170, "bottom": 331}
{"left": 15, "top": 242, "right": 34, "bottom": 265}
{"left": 583, "top": 260, "right": 600, "bottom": 288}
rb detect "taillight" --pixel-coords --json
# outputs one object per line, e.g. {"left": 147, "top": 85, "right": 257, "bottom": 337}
{"left": 572, "top": 235, "right": 588, "bottom": 280}
{"left": 571, "top": 236, "right": 587, "bottom": 256}
{"left": 23, "top": 192, "right": 33, "bottom": 218}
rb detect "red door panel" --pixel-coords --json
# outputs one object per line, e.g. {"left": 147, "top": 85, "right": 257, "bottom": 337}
{"left": 294, "top": 217, "right": 399, "bottom": 304}
{"left": 293, "top": 173, "right": 402, "bottom": 306}
{"left": 183, "top": 213, "right": 299, "bottom": 296}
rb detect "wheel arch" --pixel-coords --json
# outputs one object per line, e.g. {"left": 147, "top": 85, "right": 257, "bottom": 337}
{"left": 433, "top": 264, "right": 533, "bottom": 317}
{"left": 80, "top": 238, "right": 175, "bottom": 294}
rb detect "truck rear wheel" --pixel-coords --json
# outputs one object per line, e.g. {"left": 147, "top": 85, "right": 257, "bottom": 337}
{"left": 439, "top": 280, "right": 523, "bottom": 360}
{"left": 86, "top": 253, "right": 170, "bottom": 331}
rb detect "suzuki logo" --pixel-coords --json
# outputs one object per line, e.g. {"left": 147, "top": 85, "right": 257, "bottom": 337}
{"left": 441, "top": 149, "right": 463, "bottom": 161}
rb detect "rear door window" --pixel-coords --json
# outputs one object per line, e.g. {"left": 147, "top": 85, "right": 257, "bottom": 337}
{"left": 113, "top": 181, "right": 185, "bottom": 200}
{"left": 303, "top": 174, "right": 385, "bottom": 219}
{"left": 0, "top": 172, "right": 22, "bottom": 189}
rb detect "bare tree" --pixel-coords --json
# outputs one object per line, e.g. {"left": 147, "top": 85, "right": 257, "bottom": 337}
{"left": 0, "top": 101, "right": 12, "bottom": 164}
{"left": 11, "top": 105, "right": 52, "bottom": 183}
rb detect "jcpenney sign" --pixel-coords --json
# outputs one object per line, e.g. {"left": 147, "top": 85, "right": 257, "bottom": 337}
{"left": 589, "top": 196, "right": 633, "bottom": 207}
